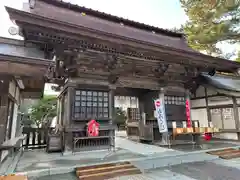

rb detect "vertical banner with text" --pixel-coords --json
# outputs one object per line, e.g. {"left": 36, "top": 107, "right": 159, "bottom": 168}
{"left": 185, "top": 95, "right": 192, "bottom": 127}
{"left": 154, "top": 96, "right": 168, "bottom": 133}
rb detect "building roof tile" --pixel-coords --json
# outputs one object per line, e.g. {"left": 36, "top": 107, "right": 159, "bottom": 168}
{"left": 29, "top": 0, "right": 193, "bottom": 52}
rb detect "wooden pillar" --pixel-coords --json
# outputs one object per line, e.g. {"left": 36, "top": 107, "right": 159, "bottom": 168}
{"left": 232, "top": 97, "right": 240, "bottom": 140}
{"left": 0, "top": 94, "right": 9, "bottom": 162}
{"left": 56, "top": 98, "right": 60, "bottom": 125}
{"left": 204, "top": 87, "right": 211, "bottom": 123}
{"left": 138, "top": 95, "right": 145, "bottom": 123}
{"left": 67, "top": 87, "right": 74, "bottom": 126}
{"left": 64, "top": 86, "right": 74, "bottom": 153}
{"left": 109, "top": 84, "right": 116, "bottom": 149}
{"left": 157, "top": 87, "right": 168, "bottom": 144}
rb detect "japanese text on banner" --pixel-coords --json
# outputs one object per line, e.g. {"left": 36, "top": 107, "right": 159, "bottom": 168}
{"left": 154, "top": 98, "right": 168, "bottom": 133}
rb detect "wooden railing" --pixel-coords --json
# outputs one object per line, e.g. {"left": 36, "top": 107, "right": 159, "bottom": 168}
{"left": 22, "top": 127, "right": 47, "bottom": 149}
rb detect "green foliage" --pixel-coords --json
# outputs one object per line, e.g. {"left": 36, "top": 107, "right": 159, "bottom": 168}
{"left": 29, "top": 95, "right": 57, "bottom": 127}
{"left": 236, "top": 51, "right": 240, "bottom": 62}
{"left": 171, "top": 26, "right": 184, "bottom": 33}
{"left": 113, "top": 107, "right": 126, "bottom": 126}
{"left": 180, "top": 0, "right": 240, "bottom": 56}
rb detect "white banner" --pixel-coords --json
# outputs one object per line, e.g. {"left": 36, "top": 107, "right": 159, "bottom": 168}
{"left": 154, "top": 98, "right": 168, "bottom": 133}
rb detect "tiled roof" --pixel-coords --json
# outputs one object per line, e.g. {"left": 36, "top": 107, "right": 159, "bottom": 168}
{"left": 38, "top": 0, "right": 183, "bottom": 38}
{"left": 29, "top": 0, "right": 193, "bottom": 52}
{"left": 201, "top": 73, "right": 240, "bottom": 93}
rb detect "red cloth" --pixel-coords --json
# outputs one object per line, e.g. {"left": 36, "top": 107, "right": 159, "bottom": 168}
{"left": 186, "top": 100, "right": 191, "bottom": 127}
{"left": 204, "top": 133, "right": 212, "bottom": 141}
{"left": 87, "top": 119, "right": 100, "bottom": 137}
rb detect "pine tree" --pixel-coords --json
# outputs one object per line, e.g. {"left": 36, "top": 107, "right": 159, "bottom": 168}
{"left": 29, "top": 95, "right": 57, "bottom": 128}
{"left": 180, "top": 0, "right": 240, "bottom": 56}
{"left": 236, "top": 51, "right": 240, "bottom": 62}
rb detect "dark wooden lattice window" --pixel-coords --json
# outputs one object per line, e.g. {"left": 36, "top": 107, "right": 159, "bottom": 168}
{"left": 74, "top": 90, "right": 109, "bottom": 119}
{"left": 164, "top": 96, "right": 185, "bottom": 105}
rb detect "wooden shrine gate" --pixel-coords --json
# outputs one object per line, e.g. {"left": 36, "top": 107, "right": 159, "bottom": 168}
{"left": 5, "top": 0, "right": 240, "bottom": 154}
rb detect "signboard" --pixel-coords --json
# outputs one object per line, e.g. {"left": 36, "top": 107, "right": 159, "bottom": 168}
{"left": 154, "top": 97, "right": 168, "bottom": 133}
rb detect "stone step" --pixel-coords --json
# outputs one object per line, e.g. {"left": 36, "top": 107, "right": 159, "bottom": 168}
{"left": 0, "top": 175, "right": 28, "bottom": 180}
{"left": 207, "top": 148, "right": 240, "bottom": 160}
{"left": 220, "top": 151, "right": 240, "bottom": 160}
{"left": 207, "top": 148, "right": 235, "bottom": 155}
{"left": 76, "top": 162, "right": 141, "bottom": 180}
{"left": 211, "top": 149, "right": 239, "bottom": 156}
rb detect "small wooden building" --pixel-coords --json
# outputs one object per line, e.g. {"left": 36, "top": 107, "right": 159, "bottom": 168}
{"left": 5, "top": 0, "right": 240, "bottom": 152}
{"left": 0, "top": 37, "right": 53, "bottom": 161}
{"left": 192, "top": 73, "right": 240, "bottom": 140}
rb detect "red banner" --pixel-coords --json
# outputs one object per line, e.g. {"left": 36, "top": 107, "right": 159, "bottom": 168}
{"left": 185, "top": 100, "right": 191, "bottom": 127}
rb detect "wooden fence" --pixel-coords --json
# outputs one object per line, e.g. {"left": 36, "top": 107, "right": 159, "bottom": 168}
{"left": 22, "top": 127, "right": 48, "bottom": 149}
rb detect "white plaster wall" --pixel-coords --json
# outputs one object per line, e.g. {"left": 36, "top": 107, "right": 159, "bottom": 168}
{"left": 207, "top": 88, "right": 218, "bottom": 96}
{"left": 222, "top": 108, "right": 236, "bottom": 129}
{"left": 214, "top": 133, "right": 238, "bottom": 140}
{"left": 208, "top": 96, "right": 233, "bottom": 106}
{"left": 211, "top": 109, "right": 223, "bottom": 128}
{"left": 191, "top": 99, "right": 206, "bottom": 108}
{"left": 195, "top": 86, "right": 205, "bottom": 97}
{"left": 191, "top": 108, "right": 208, "bottom": 126}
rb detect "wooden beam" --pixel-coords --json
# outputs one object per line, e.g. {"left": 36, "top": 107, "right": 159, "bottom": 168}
{"left": 205, "top": 87, "right": 211, "bottom": 123}
{"left": 232, "top": 97, "right": 240, "bottom": 140}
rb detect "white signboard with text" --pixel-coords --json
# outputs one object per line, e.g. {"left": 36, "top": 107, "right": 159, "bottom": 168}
{"left": 154, "top": 98, "right": 168, "bottom": 133}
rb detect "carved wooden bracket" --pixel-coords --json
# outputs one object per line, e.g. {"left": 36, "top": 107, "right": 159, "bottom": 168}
{"left": 153, "top": 64, "right": 169, "bottom": 78}
{"left": 184, "top": 67, "right": 200, "bottom": 77}
{"left": 184, "top": 76, "right": 201, "bottom": 95}
{"left": 104, "top": 53, "right": 121, "bottom": 84}
{"left": 158, "top": 79, "right": 167, "bottom": 87}
{"left": 108, "top": 75, "right": 119, "bottom": 84}
{"left": 104, "top": 54, "right": 119, "bottom": 72}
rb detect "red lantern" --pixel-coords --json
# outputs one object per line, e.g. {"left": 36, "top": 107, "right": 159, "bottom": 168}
{"left": 87, "top": 119, "right": 100, "bottom": 137}
{"left": 204, "top": 133, "right": 212, "bottom": 141}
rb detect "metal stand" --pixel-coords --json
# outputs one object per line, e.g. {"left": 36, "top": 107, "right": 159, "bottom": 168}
{"left": 101, "top": 147, "right": 121, "bottom": 160}
{"left": 101, "top": 132, "right": 119, "bottom": 160}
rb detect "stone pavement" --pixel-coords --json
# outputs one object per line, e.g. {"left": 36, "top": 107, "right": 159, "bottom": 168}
{"left": 115, "top": 136, "right": 175, "bottom": 156}
{"left": 33, "top": 159, "right": 240, "bottom": 180}
{"left": 108, "top": 161, "right": 240, "bottom": 180}
{"left": 11, "top": 134, "right": 177, "bottom": 176}
{"left": 3, "top": 131, "right": 240, "bottom": 179}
